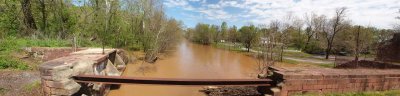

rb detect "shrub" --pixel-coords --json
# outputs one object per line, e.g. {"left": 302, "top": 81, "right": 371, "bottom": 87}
{"left": 303, "top": 41, "right": 325, "bottom": 54}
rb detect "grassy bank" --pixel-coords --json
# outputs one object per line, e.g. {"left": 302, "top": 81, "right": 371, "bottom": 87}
{"left": 212, "top": 42, "right": 335, "bottom": 68}
{"left": 0, "top": 37, "right": 72, "bottom": 70}
{"left": 211, "top": 42, "right": 244, "bottom": 52}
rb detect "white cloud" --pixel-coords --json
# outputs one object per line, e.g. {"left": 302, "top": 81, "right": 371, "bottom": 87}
{"left": 164, "top": 0, "right": 189, "bottom": 7}
{"left": 165, "top": 0, "right": 400, "bottom": 28}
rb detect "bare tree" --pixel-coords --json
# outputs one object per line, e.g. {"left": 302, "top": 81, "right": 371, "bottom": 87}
{"left": 256, "top": 20, "right": 283, "bottom": 76}
{"left": 395, "top": 9, "right": 400, "bottom": 32}
{"left": 322, "top": 7, "right": 348, "bottom": 59}
{"left": 351, "top": 26, "right": 374, "bottom": 62}
{"left": 138, "top": 0, "right": 181, "bottom": 63}
{"left": 280, "top": 14, "right": 303, "bottom": 60}
{"left": 304, "top": 13, "right": 325, "bottom": 50}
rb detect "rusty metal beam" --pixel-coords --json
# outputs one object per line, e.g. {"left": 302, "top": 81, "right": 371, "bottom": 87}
{"left": 73, "top": 75, "right": 271, "bottom": 86}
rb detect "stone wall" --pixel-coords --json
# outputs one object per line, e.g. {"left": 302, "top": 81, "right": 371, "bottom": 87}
{"left": 270, "top": 67, "right": 400, "bottom": 96}
{"left": 25, "top": 47, "right": 85, "bottom": 62}
{"left": 39, "top": 48, "right": 128, "bottom": 96}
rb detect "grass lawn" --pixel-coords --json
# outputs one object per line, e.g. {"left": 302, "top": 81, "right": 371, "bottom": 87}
{"left": 281, "top": 58, "right": 335, "bottom": 68}
{"left": 283, "top": 50, "right": 313, "bottom": 58}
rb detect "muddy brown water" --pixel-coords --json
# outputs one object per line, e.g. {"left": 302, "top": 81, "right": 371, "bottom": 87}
{"left": 108, "top": 40, "right": 260, "bottom": 96}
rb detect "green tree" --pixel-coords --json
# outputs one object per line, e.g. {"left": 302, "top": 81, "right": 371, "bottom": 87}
{"left": 193, "top": 23, "right": 211, "bottom": 44}
{"left": 0, "top": 0, "right": 21, "bottom": 38}
{"left": 239, "top": 25, "right": 258, "bottom": 52}
{"left": 220, "top": 21, "right": 228, "bottom": 41}
{"left": 228, "top": 25, "right": 238, "bottom": 42}
{"left": 210, "top": 25, "right": 219, "bottom": 43}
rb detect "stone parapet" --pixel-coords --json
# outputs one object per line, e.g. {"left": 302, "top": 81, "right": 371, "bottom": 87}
{"left": 39, "top": 48, "right": 128, "bottom": 96}
{"left": 271, "top": 67, "right": 400, "bottom": 96}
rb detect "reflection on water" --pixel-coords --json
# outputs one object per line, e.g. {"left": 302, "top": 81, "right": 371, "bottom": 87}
{"left": 108, "top": 40, "right": 259, "bottom": 96}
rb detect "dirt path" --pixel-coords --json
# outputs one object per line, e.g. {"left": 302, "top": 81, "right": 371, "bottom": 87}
{"left": 0, "top": 70, "right": 41, "bottom": 96}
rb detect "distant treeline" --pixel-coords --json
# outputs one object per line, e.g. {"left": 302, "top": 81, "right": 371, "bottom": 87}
{"left": 185, "top": 8, "right": 400, "bottom": 59}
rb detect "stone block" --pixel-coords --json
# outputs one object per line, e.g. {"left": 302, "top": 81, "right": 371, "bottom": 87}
{"left": 40, "top": 69, "right": 54, "bottom": 76}
{"left": 114, "top": 54, "right": 126, "bottom": 66}
{"left": 367, "top": 78, "right": 382, "bottom": 83}
{"left": 285, "top": 80, "right": 303, "bottom": 85}
{"left": 314, "top": 85, "right": 326, "bottom": 89}
{"left": 50, "top": 81, "right": 80, "bottom": 95}
{"left": 305, "top": 80, "right": 318, "bottom": 85}
{"left": 41, "top": 76, "right": 53, "bottom": 81}
{"left": 316, "top": 80, "right": 325, "bottom": 85}
{"left": 286, "top": 85, "right": 302, "bottom": 90}
{"left": 71, "top": 61, "right": 95, "bottom": 76}
{"left": 50, "top": 68, "right": 73, "bottom": 81}
{"left": 325, "top": 79, "right": 337, "bottom": 84}
{"left": 105, "top": 59, "right": 121, "bottom": 76}
{"left": 45, "top": 79, "right": 76, "bottom": 89}
{"left": 303, "top": 85, "right": 315, "bottom": 90}
{"left": 41, "top": 80, "right": 52, "bottom": 94}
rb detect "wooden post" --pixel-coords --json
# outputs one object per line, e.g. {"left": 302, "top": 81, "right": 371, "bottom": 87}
{"left": 73, "top": 36, "right": 77, "bottom": 52}
{"left": 355, "top": 26, "right": 361, "bottom": 67}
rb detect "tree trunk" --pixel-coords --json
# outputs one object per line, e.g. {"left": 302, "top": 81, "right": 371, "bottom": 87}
{"left": 59, "top": 1, "right": 67, "bottom": 39}
{"left": 39, "top": 0, "right": 47, "bottom": 33}
{"left": 304, "top": 36, "right": 312, "bottom": 50}
{"left": 325, "top": 44, "right": 331, "bottom": 59}
{"left": 21, "top": 0, "right": 37, "bottom": 32}
{"left": 280, "top": 45, "right": 284, "bottom": 62}
{"left": 247, "top": 41, "right": 251, "bottom": 52}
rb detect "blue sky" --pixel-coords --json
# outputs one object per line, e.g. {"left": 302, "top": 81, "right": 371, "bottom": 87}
{"left": 164, "top": 0, "right": 400, "bottom": 29}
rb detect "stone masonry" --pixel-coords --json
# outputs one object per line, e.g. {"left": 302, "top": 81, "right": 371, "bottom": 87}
{"left": 270, "top": 67, "right": 400, "bottom": 96}
{"left": 39, "top": 48, "right": 127, "bottom": 96}
{"left": 24, "top": 47, "right": 85, "bottom": 62}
